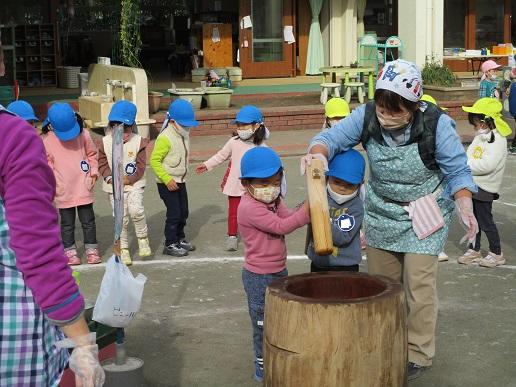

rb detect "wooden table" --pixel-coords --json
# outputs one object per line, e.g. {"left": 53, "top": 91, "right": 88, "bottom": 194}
{"left": 320, "top": 66, "right": 375, "bottom": 100}
{"left": 443, "top": 55, "right": 507, "bottom": 75}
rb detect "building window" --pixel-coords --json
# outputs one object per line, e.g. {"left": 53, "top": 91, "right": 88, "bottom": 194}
{"left": 363, "top": 0, "right": 396, "bottom": 40}
{"left": 444, "top": 0, "right": 466, "bottom": 48}
{"left": 475, "top": 0, "right": 504, "bottom": 48}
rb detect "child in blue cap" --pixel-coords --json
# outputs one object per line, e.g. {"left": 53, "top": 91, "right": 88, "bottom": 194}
{"left": 150, "top": 99, "right": 199, "bottom": 257}
{"left": 195, "top": 105, "right": 268, "bottom": 251}
{"left": 238, "top": 146, "right": 310, "bottom": 382}
{"left": 98, "top": 100, "right": 151, "bottom": 265}
{"left": 42, "top": 102, "right": 101, "bottom": 265}
{"left": 306, "top": 149, "right": 365, "bottom": 272}
{"left": 7, "top": 100, "right": 39, "bottom": 126}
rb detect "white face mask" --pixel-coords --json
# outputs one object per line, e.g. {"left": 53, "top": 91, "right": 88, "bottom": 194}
{"left": 376, "top": 108, "right": 412, "bottom": 131}
{"left": 237, "top": 128, "right": 255, "bottom": 140}
{"left": 476, "top": 128, "right": 490, "bottom": 135}
{"left": 327, "top": 183, "right": 358, "bottom": 204}
{"left": 250, "top": 185, "right": 281, "bottom": 204}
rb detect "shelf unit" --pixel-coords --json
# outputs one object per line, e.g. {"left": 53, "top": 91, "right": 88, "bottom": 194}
{"left": 14, "top": 24, "right": 57, "bottom": 87}
{"left": 0, "top": 25, "right": 16, "bottom": 88}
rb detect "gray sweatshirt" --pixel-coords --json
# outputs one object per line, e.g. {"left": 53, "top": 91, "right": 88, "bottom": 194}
{"left": 307, "top": 194, "right": 364, "bottom": 267}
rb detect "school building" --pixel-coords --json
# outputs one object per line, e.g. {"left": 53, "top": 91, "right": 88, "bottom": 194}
{"left": 0, "top": 0, "right": 515, "bottom": 86}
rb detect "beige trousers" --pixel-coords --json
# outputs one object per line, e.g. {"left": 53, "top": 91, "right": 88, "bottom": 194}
{"left": 367, "top": 247, "right": 438, "bottom": 366}
{"left": 109, "top": 188, "right": 148, "bottom": 248}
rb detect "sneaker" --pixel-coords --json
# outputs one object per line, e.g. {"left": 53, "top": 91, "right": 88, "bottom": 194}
{"left": 179, "top": 239, "right": 196, "bottom": 252}
{"left": 225, "top": 235, "right": 238, "bottom": 251}
{"left": 86, "top": 248, "right": 102, "bottom": 264}
{"left": 408, "top": 362, "right": 429, "bottom": 381}
{"left": 163, "top": 243, "right": 188, "bottom": 257}
{"left": 438, "top": 251, "right": 449, "bottom": 262}
{"left": 66, "top": 249, "right": 81, "bottom": 266}
{"left": 457, "top": 249, "right": 482, "bottom": 265}
{"left": 121, "top": 248, "right": 132, "bottom": 266}
{"left": 479, "top": 252, "right": 505, "bottom": 268}
{"left": 253, "top": 360, "right": 264, "bottom": 382}
{"left": 138, "top": 238, "right": 152, "bottom": 257}
{"left": 508, "top": 146, "right": 516, "bottom": 155}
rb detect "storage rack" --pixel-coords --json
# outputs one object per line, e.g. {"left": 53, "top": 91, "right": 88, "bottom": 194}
{"left": 15, "top": 24, "right": 57, "bottom": 87}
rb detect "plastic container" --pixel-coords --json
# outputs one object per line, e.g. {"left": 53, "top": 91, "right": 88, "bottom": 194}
{"left": 57, "top": 66, "right": 82, "bottom": 88}
{"left": 168, "top": 88, "right": 205, "bottom": 110}
{"left": 191, "top": 68, "right": 207, "bottom": 83}
{"left": 77, "top": 73, "right": 89, "bottom": 96}
{"left": 204, "top": 87, "right": 233, "bottom": 109}
{"left": 226, "top": 67, "right": 242, "bottom": 82}
{"left": 148, "top": 91, "right": 164, "bottom": 114}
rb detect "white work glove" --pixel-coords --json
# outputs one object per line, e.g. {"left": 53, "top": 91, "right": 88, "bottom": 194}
{"left": 56, "top": 332, "right": 105, "bottom": 387}
{"left": 455, "top": 196, "right": 479, "bottom": 245}
{"left": 300, "top": 153, "right": 329, "bottom": 175}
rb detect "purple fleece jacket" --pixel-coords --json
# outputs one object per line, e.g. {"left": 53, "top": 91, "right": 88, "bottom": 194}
{"left": 0, "top": 111, "right": 84, "bottom": 324}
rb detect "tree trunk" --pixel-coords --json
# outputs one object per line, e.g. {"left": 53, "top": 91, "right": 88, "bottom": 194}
{"left": 264, "top": 272, "right": 407, "bottom": 387}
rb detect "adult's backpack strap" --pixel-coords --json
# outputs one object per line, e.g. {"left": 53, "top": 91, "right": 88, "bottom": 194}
{"left": 361, "top": 102, "right": 384, "bottom": 147}
{"left": 411, "top": 103, "right": 443, "bottom": 171}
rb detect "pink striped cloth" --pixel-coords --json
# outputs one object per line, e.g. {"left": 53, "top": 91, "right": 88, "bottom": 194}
{"left": 405, "top": 193, "right": 445, "bottom": 240}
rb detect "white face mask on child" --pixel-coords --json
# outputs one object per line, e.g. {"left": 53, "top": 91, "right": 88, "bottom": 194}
{"left": 237, "top": 128, "right": 255, "bottom": 140}
{"left": 327, "top": 183, "right": 358, "bottom": 204}
{"left": 251, "top": 185, "right": 281, "bottom": 204}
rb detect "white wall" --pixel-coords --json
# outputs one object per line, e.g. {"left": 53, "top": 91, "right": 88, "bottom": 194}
{"left": 398, "top": 0, "right": 443, "bottom": 67}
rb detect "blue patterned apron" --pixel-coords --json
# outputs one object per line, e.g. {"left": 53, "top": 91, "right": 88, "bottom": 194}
{"left": 0, "top": 199, "right": 68, "bottom": 386}
{"left": 365, "top": 139, "right": 455, "bottom": 255}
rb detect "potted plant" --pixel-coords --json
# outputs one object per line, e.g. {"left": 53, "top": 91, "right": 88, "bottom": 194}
{"left": 148, "top": 91, "right": 164, "bottom": 114}
{"left": 422, "top": 57, "right": 477, "bottom": 101}
{"left": 350, "top": 61, "right": 359, "bottom": 68}
{"left": 421, "top": 58, "right": 456, "bottom": 87}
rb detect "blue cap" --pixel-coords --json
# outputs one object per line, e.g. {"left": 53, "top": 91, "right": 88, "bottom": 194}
{"left": 168, "top": 99, "right": 199, "bottom": 127}
{"left": 108, "top": 100, "right": 137, "bottom": 125}
{"left": 232, "top": 105, "right": 263, "bottom": 124}
{"left": 326, "top": 149, "right": 365, "bottom": 184}
{"left": 7, "top": 100, "right": 38, "bottom": 122}
{"left": 43, "top": 103, "right": 80, "bottom": 141}
{"left": 240, "top": 147, "right": 282, "bottom": 179}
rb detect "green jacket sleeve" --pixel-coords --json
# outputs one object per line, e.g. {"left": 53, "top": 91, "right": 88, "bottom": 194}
{"left": 150, "top": 135, "right": 173, "bottom": 184}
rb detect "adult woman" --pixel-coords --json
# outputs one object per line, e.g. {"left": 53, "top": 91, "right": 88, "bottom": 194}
{"left": 303, "top": 60, "right": 478, "bottom": 380}
{"left": 0, "top": 45, "right": 104, "bottom": 386}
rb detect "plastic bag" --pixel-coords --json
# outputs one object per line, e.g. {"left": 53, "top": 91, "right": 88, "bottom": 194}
{"left": 92, "top": 256, "right": 147, "bottom": 327}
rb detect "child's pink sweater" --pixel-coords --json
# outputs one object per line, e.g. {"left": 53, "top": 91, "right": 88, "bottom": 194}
{"left": 43, "top": 130, "right": 98, "bottom": 209}
{"left": 204, "top": 137, "right": 265, "bottom": 197}
{"left": 238, "top": 193, "right": 310, "bottom": 274}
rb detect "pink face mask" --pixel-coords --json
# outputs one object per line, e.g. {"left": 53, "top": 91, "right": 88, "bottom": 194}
{"left": 376, "top": 108, "right": 412, "bottom": 130}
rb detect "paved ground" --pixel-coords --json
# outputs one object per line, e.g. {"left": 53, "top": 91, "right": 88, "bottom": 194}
{"left": 73, "top": 139, "right": 516, "bottom": 386}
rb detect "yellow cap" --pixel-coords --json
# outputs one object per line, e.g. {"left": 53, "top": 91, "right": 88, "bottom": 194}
{"left": 421, "top": 94, "right": 447, "bottom": 110}
{"left": 462, "top": 98, "right": 512, "bottom": 137}
{"left": 325, "top": 98, "right": 351, "bottom": 118}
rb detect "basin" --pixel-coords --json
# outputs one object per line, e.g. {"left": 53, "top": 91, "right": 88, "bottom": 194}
{"left": 203, "top": 87, "right": 233, "bottom": 109}
{"left": 168, "top": 88, "right": 205, "bottom": 110}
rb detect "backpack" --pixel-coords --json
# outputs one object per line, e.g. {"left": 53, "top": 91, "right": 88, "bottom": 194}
{"left": 361, "top": 101, "right": 444, "bottom": 171}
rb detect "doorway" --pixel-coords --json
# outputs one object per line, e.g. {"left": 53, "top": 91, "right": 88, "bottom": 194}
{"left": 239, "top": 0, "right": 295, "bottom": 78}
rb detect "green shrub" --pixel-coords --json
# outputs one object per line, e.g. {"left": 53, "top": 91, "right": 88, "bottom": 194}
{"left": 422, "top": 58, "right": 456, "bottom": 87}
